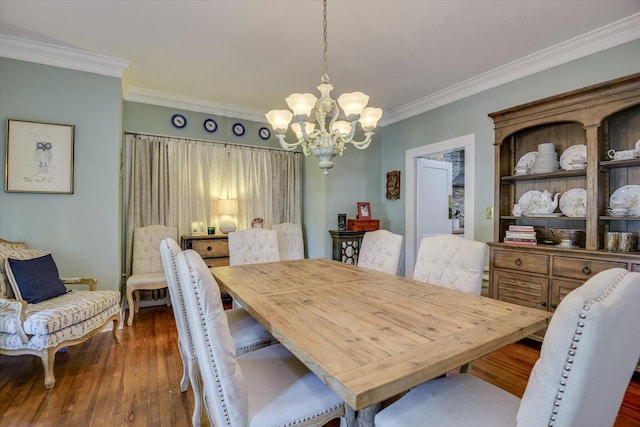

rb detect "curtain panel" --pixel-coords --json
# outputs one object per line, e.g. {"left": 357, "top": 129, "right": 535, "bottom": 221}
{"left": 124, "top": 133, "right": 301, "bottom": 276}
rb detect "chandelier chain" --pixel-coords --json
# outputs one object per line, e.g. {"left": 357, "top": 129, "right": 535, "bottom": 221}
{"left": 321, "top": 0, "right": 329, "bottom": 84}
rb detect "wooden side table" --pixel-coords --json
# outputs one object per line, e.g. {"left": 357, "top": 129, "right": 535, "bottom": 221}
{"left": 181, "top": 234, "right": 229, "bottom": 268}
{"left": 329, "top": 230, "right": 366, "bottom": 265}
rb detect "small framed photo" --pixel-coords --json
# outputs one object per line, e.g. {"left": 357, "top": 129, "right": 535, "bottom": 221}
{"left": 357, "top": 202, "right": 371, "bottom": 220}
{"left": 191, "top": 221, "right": 206, "bottom": 234}
{"left": 5, "top": 119, "right": 75, "bottom": 193}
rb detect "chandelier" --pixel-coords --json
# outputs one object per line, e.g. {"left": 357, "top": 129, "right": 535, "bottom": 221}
{"left": 265, "top": 0, "right": 382, "bottom": 176}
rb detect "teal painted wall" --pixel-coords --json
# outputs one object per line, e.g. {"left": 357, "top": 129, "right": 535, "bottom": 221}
{"left": 381, "top": 39, "right": 640, "bottom": 253}
{"left": 0, "top": 57, "right": 122, "bottom": 292}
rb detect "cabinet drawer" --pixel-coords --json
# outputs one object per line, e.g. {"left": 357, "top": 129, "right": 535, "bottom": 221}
{"left": 632, "top": 264, "right": 640, "bottom": 273}
{"left": 550, "top": 279, "right": 583, "bottom": 312}
{"left": 552, "top": 257, "right": 626, "bottom": 281}
{"left": 492, "top": 270, "right": 549, "bottom": 310}
{"left": 191, "top": 239, "right": 229, "bottom": 257}
{"left": 493, "top": 250, "right": 549, "bottom": 275}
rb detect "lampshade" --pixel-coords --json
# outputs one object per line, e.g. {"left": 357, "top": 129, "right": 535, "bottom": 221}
{"left": 331, "top": 120, "right": 351, "bottom": 136}
{"left": 286, "top": 93, "right": 318, "bottom": 117}
{"left": 217, "top": 199, "right": 238, "bottom": 216}
{"left": 337, "top": 92, "right": 369, "bottom": 117}
{"left": 359, "top": 107, "right": 383, "bottom": 130}
{"left": 265, "top": 110, "right": 293, "bottom": 132}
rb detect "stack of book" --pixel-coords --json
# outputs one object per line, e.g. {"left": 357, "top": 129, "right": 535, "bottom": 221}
{"left": 504, "top": 225, "right": 537, "bottom": 245}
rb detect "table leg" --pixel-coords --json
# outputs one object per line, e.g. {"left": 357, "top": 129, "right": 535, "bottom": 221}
{"left": 356, "top": 403, "right": 381, "bottom": 427}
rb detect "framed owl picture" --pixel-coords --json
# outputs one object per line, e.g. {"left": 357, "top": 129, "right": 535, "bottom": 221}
{"left": 5, "top": 119, "right": 75, "bottom": 194}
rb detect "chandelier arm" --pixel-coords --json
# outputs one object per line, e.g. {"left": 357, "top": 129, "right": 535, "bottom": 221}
{"left": 275, "top": 134, "right": 304, "bottom": 151}
{"left": 348, "top": 132, "right": 375, "bottom": 150}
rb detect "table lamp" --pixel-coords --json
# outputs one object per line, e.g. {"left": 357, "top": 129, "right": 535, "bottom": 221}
{"left": 217, "top": 199, "right": 238, "bottom": 234}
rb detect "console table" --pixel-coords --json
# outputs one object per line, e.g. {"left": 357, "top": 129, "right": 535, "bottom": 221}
{"left": 181, "top": 234, "right": 229, "bottom": 267}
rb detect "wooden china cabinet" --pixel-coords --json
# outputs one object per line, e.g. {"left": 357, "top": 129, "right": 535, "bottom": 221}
{"left": 487, "top": 73, "right": 640, "bottom": 358}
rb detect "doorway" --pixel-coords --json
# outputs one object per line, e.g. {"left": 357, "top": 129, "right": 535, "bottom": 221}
{"left": 404, "top": 133, "right": 476, "bottom": 277}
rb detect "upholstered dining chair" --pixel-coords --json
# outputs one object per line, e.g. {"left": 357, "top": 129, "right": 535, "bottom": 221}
{"left": 412, "top": 234, "right": 486, "bottom": 295}
{"left": 228, "top": 228, "right": 280, "bottom": 265}
{"left": 126, "top": 224, "right": 177, "bottom": 326}
{"left": 159, "top": 239, "right": 273, "bottom": 427}
{"left": 175, "top": 248, "right": 355, "bottom": 426}
{"left": 374, "top": 268, "right": 640, "bottom": 427}
{"left": 357, "top": 229, "right": 404, "bottom": 275}
{"left": 272, "top": 222, "right": 305, "bottom": 260}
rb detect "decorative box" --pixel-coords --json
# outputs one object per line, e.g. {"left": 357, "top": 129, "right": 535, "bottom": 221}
{"left": 347, "top": 219, "right": 380, "bottom": 231}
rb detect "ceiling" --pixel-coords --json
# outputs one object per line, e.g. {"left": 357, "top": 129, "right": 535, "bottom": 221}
{"left": 1, "top": 1, "right": 639, "bottom": 125}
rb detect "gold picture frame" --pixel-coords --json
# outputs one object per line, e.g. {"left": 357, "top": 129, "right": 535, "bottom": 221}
{"left": 5, "top": 119, "right": 75, "bottom": 194}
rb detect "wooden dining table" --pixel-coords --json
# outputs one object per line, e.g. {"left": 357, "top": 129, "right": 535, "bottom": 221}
{"left": 211, "top": 258, "right": 551, "bottom": 426}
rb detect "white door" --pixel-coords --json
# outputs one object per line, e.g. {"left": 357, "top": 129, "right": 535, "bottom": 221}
{"left": 416, "top": 158, "right": 452, "bottom": 254}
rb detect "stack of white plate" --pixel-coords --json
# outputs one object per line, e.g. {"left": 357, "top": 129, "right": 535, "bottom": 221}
{"left": 532, "top": 142, "right": 559, "bottom": 173}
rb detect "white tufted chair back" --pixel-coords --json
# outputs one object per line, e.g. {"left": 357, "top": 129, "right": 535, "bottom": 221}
{"left": 132, "top": 225, "right": 177, "bottom": 274}
{"left": 176, "top": 249, "right": 249, "bottom": 426}
{"left": 228, "top": 229, "right": 280, "bottom": 266}
{"left": 272, "top": 223, "right": 304, "bottom": 261}
{"left": 357, "top": 230, "right": 403, "bottom": 275}
{"left": 413, "top": 234, "right": 486, "bottom": 294}
{"left": 517, "top": 268, "right": 640, "bottom": 426}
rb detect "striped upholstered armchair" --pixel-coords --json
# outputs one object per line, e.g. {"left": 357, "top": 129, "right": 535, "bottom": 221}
{"left": 0, "top": 238, "right": 121, "bottom": 389}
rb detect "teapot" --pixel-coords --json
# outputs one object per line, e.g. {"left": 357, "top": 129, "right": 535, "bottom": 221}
{"left": 525, "top": 188, "right": 560, "bottom": 214}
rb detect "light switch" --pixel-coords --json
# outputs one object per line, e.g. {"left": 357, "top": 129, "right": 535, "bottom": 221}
{"left": 486, "top": 207, "right": 493, "bottom": 219}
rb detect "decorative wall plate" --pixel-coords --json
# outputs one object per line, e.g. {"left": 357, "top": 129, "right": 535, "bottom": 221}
{"left": 259, "top": 127, "right": 271, "bottom": 140}
{"left": 171, "top": 114, "right": 187, "bottom": 129}
{"left": 559, "top": 188, "right": 587, "bottom": 217}
{"left": 204, "top": 118, "right": 218, "bottom": 133}
{"left": 232, "top": 122, "right": 245, "bottom": 136}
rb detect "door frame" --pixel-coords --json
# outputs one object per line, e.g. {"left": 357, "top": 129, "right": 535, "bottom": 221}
{"left": 404, "top": 133, "right": 476, "bottom": 277}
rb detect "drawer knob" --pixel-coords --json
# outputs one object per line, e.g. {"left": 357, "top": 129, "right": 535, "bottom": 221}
{"left": 582, "top": 266, "right": 592, "bottom": 275}
{"left": 515, "top": 258, "right": 522, "bottom": 266}
{"left": 541, "top": 301, "right": 547, "bottom": 307}
{"left": 207, "top": 246, "right": 212, "bottom": 251}
{"left": 551, "top": 303, "right": 558, "bottom": 309}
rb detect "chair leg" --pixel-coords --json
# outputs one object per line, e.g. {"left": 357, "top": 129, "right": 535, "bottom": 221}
{"left": 111, "top": 315, "right": 120, "bottom": 344}
{"left": 178, "top": 341, "right": 189, "bottom": 392}
{"left": 126, "top": 287, "right": 135, "bottom": 326}
{"left": 41, "top": 347, "right": 57, "bottom": 389}
{"left": 189, "top": 359, "right": 202, "bottom": 427}
{"left": 134, "top": 291, "right": 141, "bottom": 313}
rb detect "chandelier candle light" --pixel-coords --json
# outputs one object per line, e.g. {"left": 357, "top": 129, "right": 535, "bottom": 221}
{"left": 265, "top": 0, "right": 382, "bottom": 176}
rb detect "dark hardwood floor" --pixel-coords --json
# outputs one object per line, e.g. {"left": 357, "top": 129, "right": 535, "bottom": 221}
{"left": 1, "top": 305, "right": 638, "bottom": 426}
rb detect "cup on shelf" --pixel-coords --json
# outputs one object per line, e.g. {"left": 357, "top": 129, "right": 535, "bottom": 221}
{"left": 608, "top": 149, "right": 636, "bottom": 160}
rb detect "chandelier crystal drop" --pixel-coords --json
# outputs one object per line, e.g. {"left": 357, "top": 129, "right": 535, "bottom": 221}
{"left": 265, "top": 0, "right": 382, "bottom": 176}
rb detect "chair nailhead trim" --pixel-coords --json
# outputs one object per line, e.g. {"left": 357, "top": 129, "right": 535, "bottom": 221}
{"left": 283, "top": 403, "right": 344, "bottom": 425}
{"left": 548, "top": 270, "right": 628, "bottom": 427}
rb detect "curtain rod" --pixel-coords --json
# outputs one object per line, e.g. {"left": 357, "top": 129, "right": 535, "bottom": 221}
{"left": 124, "top": 131, "right": 298, "bottom": 154}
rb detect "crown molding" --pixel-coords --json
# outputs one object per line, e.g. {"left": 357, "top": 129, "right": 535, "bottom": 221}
{"left": 380, "top": 13, "right": 640, "bottom": 126}
{"left": 124, "top": 87, "right": 267, "bottom": 123}
{"left": 0, "top": 34, "right": 130, "bottom": 78}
